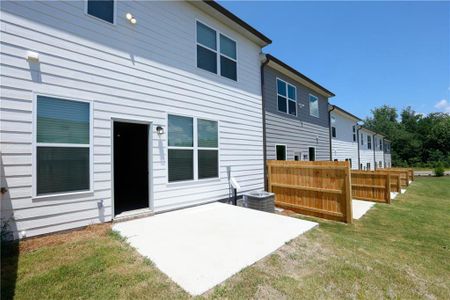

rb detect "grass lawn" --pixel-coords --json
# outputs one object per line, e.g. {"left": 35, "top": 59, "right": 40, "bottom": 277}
{"left": 2, "top": 177, "right": 449, "bottom": 299}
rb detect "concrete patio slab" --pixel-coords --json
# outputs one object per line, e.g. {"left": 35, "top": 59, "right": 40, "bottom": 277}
{"left": 352, "top": 199, "right": 376, "bottom": 219}
{"left": 113, "top": 202, "right": 317, "bottom": 295}
{"left": 391, "top": 192, "right": 398, "bottom": 200}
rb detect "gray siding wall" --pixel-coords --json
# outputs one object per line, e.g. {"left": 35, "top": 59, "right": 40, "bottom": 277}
{"left": 263, "top": 66, "right": 330, "bottom": 128}
{"left": 263, "top": 65, "right": 330, "bottom": 161}
{"left": 265, "top": 112, "right": 330, "bottom": 161}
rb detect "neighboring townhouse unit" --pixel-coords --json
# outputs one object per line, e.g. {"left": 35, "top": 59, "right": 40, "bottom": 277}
{"left": 384, "top": 139, "right": 392, "bottom": 168}
{"left": 0, "top": 0, "right": 272, "bottom": 238}
{"left": 329, "top": 105, "right": 361, "bottom": 169}
{"left": 357, "top": 126, "right": 376, "bottom": 170}
{"left": 373, "top": 133, "right": 385, "bottom": 169}
{"left": 261, "top": 54, "right": 335, "bottom": 163}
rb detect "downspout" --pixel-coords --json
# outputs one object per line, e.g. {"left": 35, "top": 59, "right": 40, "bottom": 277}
{"left": 328, "top": 105, "right": 336, "bottom": 161}
{"left": 373, "top": 133, "right": 377, "bottom": 170}
{"left": 260, "top": 54, "right": 270, "bottom": 191}
{"left": 357, "top": 125, "right": 361, "bottom": 170}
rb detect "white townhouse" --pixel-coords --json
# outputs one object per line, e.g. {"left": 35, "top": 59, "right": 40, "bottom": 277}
{"left": 357, "top": 126, "right": 377, "bottom": 170}
{"left": 373, "top": 133, "right": 385, "bottom": 169}
{"left": 329, "top": 105, "right": 361, "bottom": 169}
{"left": 0, "top": 0, "right": 272, "bottom": 238}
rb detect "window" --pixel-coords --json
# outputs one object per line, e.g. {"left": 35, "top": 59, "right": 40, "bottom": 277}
{"left": 367, "top": 162, "right": 371, "bottom": 170}
{"left": 379, "top": 139, "right": 383, "bottom": 150}
{"left": 379, "top": 161, "right": 382, "bottom": 168}
{"left": 309, "top": 94, "right": 319, "bottom": 117}
{"left": 361, "top": 133, "right": 364, "bottom": 145}
{"left": 367, "top": 136, "right": 372, "bottom": 149}
{"left": 36, "top": 96, "right": 91, "bottom": 196}
{"left": 352, "top": 125, "right": 356, "bottom": 142}
{"left": 360, "top": 163, "right": 363, "bottom": 170}
{"left": 308, "top": 147, "right": 316, "bottom": 161}
{"left": 331, "top": 127, "right": 336, "bottom": 138}
{"left": 276, "top": 145, "right": 286, "bottom": 160}
{"left": 87, "top": 0, "right": 115, "bottom": 23}
{"left": 196, "top": 21, "right": 237, "bottom": 81}
{"left": 349, "top": 158, "right": 352, "bottom": 167}
{"left": 276, "top": 79, "right": 296, "bottom": 115}
{"left": 168, "top": 115, "right": 218, "bottom": 182}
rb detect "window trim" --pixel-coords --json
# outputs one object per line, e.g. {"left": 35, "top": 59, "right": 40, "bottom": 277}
{"left": 276, "top": 77, "right": 297, "bottom": 116}
{"left": 32, "top": 93, "right": 94, "bottom": 199}
{"left": 309, "top": 94, "right": 319, "bottom": 118}
{"left": 367, "top": 135, "right": 372, "bottom": 150}
{"left": 84, "top": 0, "right": 117, "bottom": 25}
{"left": 166, "top": 113, "right": 220, "bottom": 184}
{"left": 195, "top": 19, "right": 238, "bottom": 82}
{"left": 275, "top": 144, "right": 287, "bottom": 160}
{"left": 331, "top": 126, "right": 336, "bottom": 138}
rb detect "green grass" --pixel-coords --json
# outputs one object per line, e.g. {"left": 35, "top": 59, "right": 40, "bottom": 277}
{"left": 2, "top": 177, "right": 449, "bottom": 299}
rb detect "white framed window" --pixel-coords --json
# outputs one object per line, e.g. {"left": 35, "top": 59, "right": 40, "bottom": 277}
{"left": 86, "top": 0, "right": 116, "bottom": 24}
{"left": 34, "top": 95, "right": 92, "bottom": 196}
{"left": 361, "top": 133, "right": 364, "bottom": 145}
{"left": 275, "top": 144, "right": 287, "bottom": 160}
{"left": 367, "top": 135, "right": 372, "bottom": 149}
{"left": 352, "top": 125, "right": 356, "bottom": 142}
{"left": 309, "top": 94, "right": 319, "bottom": 117}
{"left": 168, "top": 114, "right": 219, "bottom": 182}
{"left": 276, "top": 78, "right": 297, "bottom": 115}
{"left": 379, "top": 139, "right": 383, "bottom": 150}
{"left": 196, "top": 21, "right": 237, "bottom": 81}
{"left": 331, "top": 126, "right": 336, "bottom": 138}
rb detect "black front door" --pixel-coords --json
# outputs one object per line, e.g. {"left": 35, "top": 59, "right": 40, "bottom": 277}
{"left": 113, "top": 122, "right": 149, "bottom": 215}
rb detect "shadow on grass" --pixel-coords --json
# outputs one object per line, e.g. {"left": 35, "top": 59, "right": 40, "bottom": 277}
{"left": 1, "top": 240, "right": 19, "bottom": 300}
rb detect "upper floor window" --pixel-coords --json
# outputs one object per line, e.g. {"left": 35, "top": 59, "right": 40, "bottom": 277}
{"left": 309, "top": 94, "right": 319, "bottom": 117}
{"left": 379, "top": 139, "right": 383, "bottom": 150}
{"left": 196, "top": 21, "right": 237, "bottom": 81}
{"left": 352, "top": 125, "right": 356, "bottom": 142}
{"left": 36, "top": 96, "right": 91, "bottom": 196}
{"left": 331, "top": 126, "right": 336, "bottom": 138}
{"left": 276, "top": 145, "right": 286, "bottom": 160}
{"left": 87, "top": 0, "right": 115, "bottom": 24}
{"left": 276, "top": 79, "right": 296, "bottom": 115}
{"left": 367, "top": 135, "right": 372, "bottom": 149}
{"left": 361, "top": 133, "right": 364, "bottom": 145}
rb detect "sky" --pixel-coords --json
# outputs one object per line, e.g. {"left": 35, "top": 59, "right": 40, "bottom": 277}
{"left": 218, "top": 1, "right": 450, "bottom": 119}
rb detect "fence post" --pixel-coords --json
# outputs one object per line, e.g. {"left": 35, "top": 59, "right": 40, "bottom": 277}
{"left": 385, "top": 173, "right": 391, "bottom": 204}
{"left": 410, "top": 168, "right": 414, "bottom": 181}
{"left": 344, "top": 162, "right": 353, "bottom": 223}
{"left": 267, "top": 162, "right": 272, "bottom": 193}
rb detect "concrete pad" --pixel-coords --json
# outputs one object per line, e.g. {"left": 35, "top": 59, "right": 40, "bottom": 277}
{"left": 401, "top": 189, "right": 406, "bottom": 194}
{"left": 391, "top": 192, "right": 398, "bottom": 200}
{"left": 113, "top": 202, "right": 317, "bottom": 295}
{"left": 352, "top": 199, "right": 375, "bottom": 219}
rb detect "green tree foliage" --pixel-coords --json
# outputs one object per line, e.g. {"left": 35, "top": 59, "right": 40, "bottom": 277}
{"left": 365, "top": 106, "right": 450, "bottom": 167}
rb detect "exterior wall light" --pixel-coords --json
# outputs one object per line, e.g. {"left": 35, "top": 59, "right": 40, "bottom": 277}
{"left": 156, "top": 126, "right": 164, "bottom": 135}
{"left": 26, "top": 51, "right": 39, "bottom": 62}
{"left": 126, "top": 13, "right": 137, "bottom": 25}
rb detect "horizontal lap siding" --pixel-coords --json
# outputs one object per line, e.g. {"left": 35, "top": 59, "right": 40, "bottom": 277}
{"left": 263, "top": 65, "right": 330, "bottom": 161}
{"left": 0, "top": 1, "right": 264, "bottom": 237}
{"left": 265, "top": 113, "right": 330, "bottom": 161}
{"left": 330, "top": 111, "right": 359, "bottom": 169}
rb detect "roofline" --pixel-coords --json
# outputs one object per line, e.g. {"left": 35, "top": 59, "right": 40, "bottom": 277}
{"left": 330, "top": 105, "right": 362, "bottom": 121}
{"left": 358, "top": 126, "right": 384, "bottom": 137}
{"left": 265, "top": 54, "right": 335, "bottom": 97}
{"left": 202, "top": 0, "right": 272, "bottom": 45}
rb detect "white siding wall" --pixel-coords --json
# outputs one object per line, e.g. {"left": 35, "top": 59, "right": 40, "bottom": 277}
{"left": 330, "top": 111, "right": 359, "bottom": 169}
{"left": 359, "top": 129, "right": 374, "bottom": 170}
{"left": 0, "top": 1, "right": 264, "bottom": 238}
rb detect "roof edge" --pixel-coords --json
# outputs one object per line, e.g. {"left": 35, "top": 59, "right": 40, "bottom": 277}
{"left": 202, "top": 0, "right": 272, "bottom": 45}
{"left": 330, "top": 105, "right": 362, "bottom": 121}
{"left": 265, "top": 54, "right": 335, "bottom": 97}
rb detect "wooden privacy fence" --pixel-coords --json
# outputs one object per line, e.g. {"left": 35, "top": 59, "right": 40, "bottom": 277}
{"left": 386, "top": 168, "right": 414, "bottom": 182}
{"left": 350, "top": 171, "right": 391, "bottom": 204}
{"left": 267, "top": 160, "right": 352, "bottom": 223}
{"left": 376, "top": 169, "right": 409, "bottom": 189}
{"left": 389, "top": 173, "right": 401, "bottom": 193}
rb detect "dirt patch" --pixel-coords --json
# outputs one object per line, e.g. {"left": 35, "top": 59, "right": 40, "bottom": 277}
{"left": 19, "top": 223, "right": 111, "bottom": 253}
{"left": 253, "top": 285, "right": 287, "bottom": 300}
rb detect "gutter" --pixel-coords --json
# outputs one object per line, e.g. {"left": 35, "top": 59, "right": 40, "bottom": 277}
{"left": 373, "top": 133, "right": 378, "bottom": 170}
{"left": 357, "top": 125, "right": 361, "bottom": 170}
{"left": 328, "top": 105, "right": 336, "bottom": 161}
{"left": 260, "top": 54, "right": 270, "bottom": 191}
